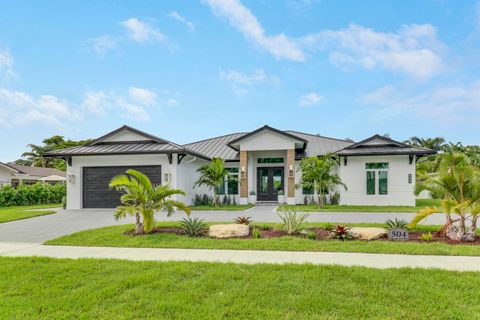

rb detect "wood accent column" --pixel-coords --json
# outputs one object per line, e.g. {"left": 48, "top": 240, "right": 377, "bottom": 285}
{"left": 287, "top": 149, "right": 295, "bottom": 198}
{"left": 240, "top": 150, "right": 248, "bottom": 198}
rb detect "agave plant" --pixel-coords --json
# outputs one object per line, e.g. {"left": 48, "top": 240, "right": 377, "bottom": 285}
{"left": 277, "top": 210, "right": 309, "bottom": 235}
{"left": 179, "top": 217, "right": 208, "bottom": 237}
{"left": 385, "top": 218, "right": 409, "bottom": 230}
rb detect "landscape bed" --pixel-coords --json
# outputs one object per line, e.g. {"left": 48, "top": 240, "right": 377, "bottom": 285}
{"left": 46, "top": 222, "right": 480, "bottom": 256}
{"left": 1, "top": 257, "right": 479, "bottom": 319}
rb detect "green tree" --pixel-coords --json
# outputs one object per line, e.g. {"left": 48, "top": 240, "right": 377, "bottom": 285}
{"left": 298, "top": 155, "right": 347, "bottom": 208}
{"left": 21, "top": 144, "right": 54, "bottom": 168}
{"left": 404, "top": 136, "right": 446, "bottom": 151}
{"left": 411, "top": 153, "right": 480, "bottom": 241}
{"left": 194, "top": 158, "right": 229, "bottom": 206}
{"left": 109, "top": 169, "right": 190, "bottom": 234}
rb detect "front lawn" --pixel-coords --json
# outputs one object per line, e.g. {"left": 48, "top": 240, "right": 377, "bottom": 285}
{"left": 46, "top": 221, "right": 480, "bottom": 256}
{"left": 0, "top": 204, "right": 60, "bottom": 223}
{"left": 0, "top": 257, "right": 479, "bottom": 319}
{"left": 189, "top": 204, "right": 254, "bottom": 211}
{"left": 278, "top": 198, "right": 441, "bottom": 213}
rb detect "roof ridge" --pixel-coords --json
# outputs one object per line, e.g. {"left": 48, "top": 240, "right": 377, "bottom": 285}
{"left": 285, "top": 130, "right": 355, "bottom": 143}
{"left": 184, "top": 132, "right": 247, "bottom": 146}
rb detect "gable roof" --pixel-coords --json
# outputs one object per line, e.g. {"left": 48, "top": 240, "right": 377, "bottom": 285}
{"left": 45, "top": 125, "right": 210, "bottom": 160}
{"left": 336, "top": 134, "right": 436, "bottom": 156}
{"left": 228, "top": 125, "right": 308, "bottom": 151}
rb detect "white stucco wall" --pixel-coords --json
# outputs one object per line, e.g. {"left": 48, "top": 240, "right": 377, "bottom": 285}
{"left": 102, "top": 130, "right": 150, "bottom": 142}
{"left": 66, "top": 154, "right": 178, "bottom": 209}
{"left": 0, "top": 166, "right": 14, "bottom": 186}
{"left": 338, "top": 155, "right": 416, "bottom": 206}
{"left": 239, "top": 130, "right": 296, "bottom": 151}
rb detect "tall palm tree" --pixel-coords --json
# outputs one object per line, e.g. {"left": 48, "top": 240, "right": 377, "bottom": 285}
{"left": 109, "top": 169, "right": 190, "bottom": 234}
{"left": 194, "top": 158, "right": 229, "bottom": 206}
{"left": 411, "top": 153, "right": 480, "bottom": 241}
{"left": 298, "top": 155, "right": 347, "bottom": 208}
{"left": 21, "top": 144, "right": 53, "bottom": 168}
{"left": 404, "top": 136, "right": 446, "bottom": 151}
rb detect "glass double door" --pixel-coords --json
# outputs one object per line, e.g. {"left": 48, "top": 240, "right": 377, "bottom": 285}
{"left": 257, "top": 167, "right": 284, "bottom": 201}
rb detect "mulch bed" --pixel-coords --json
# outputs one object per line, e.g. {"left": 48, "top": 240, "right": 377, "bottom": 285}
{"left": 125, "top": 226, "right": 480, "bottom": 245}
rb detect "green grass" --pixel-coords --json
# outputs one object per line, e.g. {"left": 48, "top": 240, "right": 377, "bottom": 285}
{"left": 0, "top": 204, "right": 60, "bottom": 223}
{"left": 0, "top": 257, "right": 479, "bottom": 319}
{"left": 279, "top": 198, "right": 441, "bottom": 213}
{"left": 46, "top": 221, "right": 480, "bottom": 257}
{"left": 190, "top": 204, "right": 254, "bottom": 211}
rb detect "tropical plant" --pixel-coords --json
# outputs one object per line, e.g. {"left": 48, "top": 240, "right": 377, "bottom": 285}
{"left": 420, "top": 232, "right": 433, "bottom": 242}
{"left": 330, "top": 191, "right": 340, "bottom": 205}
{"left": 304, "top": 230, "right": 317, "bottom": 240}
{"left": 404, "top": 136, "right": 446, "bottom": 152}
{"left": 261, "top": 223, "right": 271, "bottom": 231}
{"left": 252, "top": 227, "right": 261, "bottom": 239}
{"left": 234, "top": 216, "right": 252, "bottom": 225}
{"left": 329, "top": 225, "right": 354, "bottom": 241}
{"left": 278, "top": 210, "right": 309, "bottom": 235}
{"left": 194, "top": 158, "right": 230, "bottom": 206}
{"left": 109, "top": 169, "right": 190, "bottom": 234}
{"left": 411, "top": 153, "right": 480, "bottom": 241}
{"left": 179, "top": 217, "right": 208, "bottom": 237}
{"left": 385, "top": 218, "right": 409, "bottom": 230}
{"left": 298, "top": 155, "right": 347, "bottom": 208}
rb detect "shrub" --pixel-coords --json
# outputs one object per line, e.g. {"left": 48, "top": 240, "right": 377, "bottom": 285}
{"left": 192, "top": 194, "right": 213, "bottom": 206}
{"left": 0, "top": 182, "right": 65, "bottom": 207}
{"left": 304, "top": 230, "right": 317, "bottom": 240}
{"left": 261, "top": 223, "right": 271, "bottom": 231}
{"left": 322, "top": 223, "right": 334, "bottom": 231}
{"left": 252, "top": 227, "right": 261, "bottom": 239}
{"left": 179, "top": 217, "right": 208, "bottom": 237}
{"left": 385, "top": 218, "right": 409, "bottom": 230}
{"left": 420, "top": 232, "right": 433, "bottom": 242}
{"left": 329, "top": 225, "right": 354, "bottom": 241}
{"left": 330, "top": 191, "right": 340, "bottom": 205}
{"left": 234, "top": 216, "right": 252, "bottom": 225}
{"left": 278, "top": 210, "right": 309, "bottom": 235}
{"left": 249, "top": 190, "right": 256, "bottom": 196}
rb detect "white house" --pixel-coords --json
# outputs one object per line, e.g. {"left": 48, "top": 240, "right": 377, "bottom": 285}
{"left": 0, "top": 162, "right": 66, "bottom": 187}
{"left": 45, "top": 125, "right": 435, "bottom": 209}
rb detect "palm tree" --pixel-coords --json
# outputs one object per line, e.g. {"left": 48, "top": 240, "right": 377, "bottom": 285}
{"left": 298, "top": 155, "right": 347, "bottom": 208}
{"left": 410, "top": 153, "right": 480, "bottom": 241}
{"left": 109, "top": 169, "right": 190, "bottom": 234}
{"left": 404, "top": 136, "right": 446, "bottom": 151}
{"left": 21, "top": 144, "right": 53, "bottom": 168}
{"left": 194, "top": 158, "right": 229, "bottom": 206}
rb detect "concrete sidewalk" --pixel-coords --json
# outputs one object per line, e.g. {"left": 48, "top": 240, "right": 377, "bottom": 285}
{"left": 1, "top": 242, "right": 480, "bottom": 272}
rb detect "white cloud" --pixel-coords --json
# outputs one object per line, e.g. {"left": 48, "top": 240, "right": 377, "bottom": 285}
{"left": 116, "top": 98, "right": 151, "bottom": 122}
{"left": 166, "top": 98, "right": 180, "bottom": 106}
{"left": 89, "top": 35, "right": 119, "bottom": 55}
{"left": 219, "top": 68, "right": 279, "bottom": 95}
{"left": 299, "top": 92, "right": 324, "bottom": 106}
{"left": 0, "top": 88, "right": 72, "bottom": 127}
{"left": 0, "top": 49, "right": 16, "bottom": 78}
{"left": 120, "top": 18, "right": 166, "bottom": 43}
{"left": 168, "top": 11, "right": 195, "bottom": 32}
{"left": 128, "top": 87, "right": 157, "bottom": 106}
{"left": 359, "top": 82, "right": 480, "bottom": 124}
{"left": 301, "top": 23, "right": 445, "bottom": 80}
{"left": 81, "top": 91, "right": 111, "bottom": 116}
{"left": 204, "top": 0, "right": 304, "bottom": 61}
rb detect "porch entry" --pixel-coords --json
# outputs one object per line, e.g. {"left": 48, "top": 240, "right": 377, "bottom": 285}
{"left": 256, "top": 167, "right": 284, "bottom": 201}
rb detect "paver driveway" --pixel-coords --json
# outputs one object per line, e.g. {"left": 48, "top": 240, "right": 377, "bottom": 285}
{"left": 0, "top": 205, "right": 445, "bottom": 243}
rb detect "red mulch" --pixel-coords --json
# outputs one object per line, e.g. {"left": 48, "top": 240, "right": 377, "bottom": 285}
{"left": 124, "top": 226, "right": 480, "bottom": 245}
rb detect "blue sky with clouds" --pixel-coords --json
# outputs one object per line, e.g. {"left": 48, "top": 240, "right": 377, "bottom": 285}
{"left": 0, "top": 0, "right": 479, "bottom": 161}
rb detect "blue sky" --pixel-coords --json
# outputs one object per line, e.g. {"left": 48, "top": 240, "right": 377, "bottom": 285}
{"left": 1, "top": 0, "right": 480, "bottom": 162}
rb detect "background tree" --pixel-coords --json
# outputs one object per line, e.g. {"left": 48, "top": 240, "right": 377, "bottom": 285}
{"left": 298, "top": 155, "right": 347, "bottom": 208}
{"left": 194, "top": 158, "right": 229, "bottom": 206}
{"left": 109, "top": 169, "right": 190, "bottom": 234}
{"left": 404, "top": 136, "right": 446, "bottom": 151}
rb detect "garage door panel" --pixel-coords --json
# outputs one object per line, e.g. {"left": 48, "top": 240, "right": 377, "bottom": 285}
{"left": 83, "top": 165, "right": 162, "bottom": 208}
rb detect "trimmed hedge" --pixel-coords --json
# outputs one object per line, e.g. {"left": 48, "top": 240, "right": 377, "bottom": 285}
{"left": 0, "top": 183, "right": 65, "bottom": 207}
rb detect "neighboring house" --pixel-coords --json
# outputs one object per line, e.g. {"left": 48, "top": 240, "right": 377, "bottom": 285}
{"left": 0, "top": 162, "right": 66, "bottom": 187}
{"left": 45, "top": 125, "right": 435, "bottom": 209}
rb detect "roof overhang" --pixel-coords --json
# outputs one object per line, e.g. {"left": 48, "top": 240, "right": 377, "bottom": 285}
{"left": 0, "top": 162, "right": 22, "bottom": 174}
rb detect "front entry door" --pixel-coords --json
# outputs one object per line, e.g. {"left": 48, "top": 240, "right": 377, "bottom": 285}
{"left": 257, "top": 167, "right": 284, "bottom": 201}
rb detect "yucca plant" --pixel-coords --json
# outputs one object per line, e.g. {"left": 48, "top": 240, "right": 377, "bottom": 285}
{"left": 234, "top": 216, "right": 252, "bottom": 225}
{"left": 385, "top": 218, "right": 409, "bottom": 230}
{"left": 179, "top": 217, "right": 208, "bottom": 237}
{"left": 109, "top": 169, "right": 190, "bottom": 234}
{"left": 277, "top": 210, "right": 310, "bottom": 235}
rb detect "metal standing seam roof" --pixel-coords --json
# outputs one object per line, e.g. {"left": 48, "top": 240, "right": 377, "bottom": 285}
{"left": 46, "top": 142, "right": 190, "bottom": 156}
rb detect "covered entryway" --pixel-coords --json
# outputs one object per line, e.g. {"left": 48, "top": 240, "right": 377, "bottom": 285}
{"left": 83, "top": 165, "right": 162, "bottom": 208}
{"left": 256, "top": 167, "right": 284, "bottom": 201}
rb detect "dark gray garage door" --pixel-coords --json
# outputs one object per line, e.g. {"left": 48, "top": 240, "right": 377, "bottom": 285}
{"left": 83, "top": 166, "right": 162, "bottom": 208}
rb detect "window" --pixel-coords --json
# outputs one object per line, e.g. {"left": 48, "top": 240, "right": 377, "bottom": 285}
{"left": 217, "top": 168, "right": 239, "bottom": 195}
{"left": 302, "top": 186, "right": 314, "bottom": 195}
{"left": 257, "top": 157, "right": 284, "bottom": 164}
{"left": 366, "top": 163, "right": 388, "bottom": 195}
